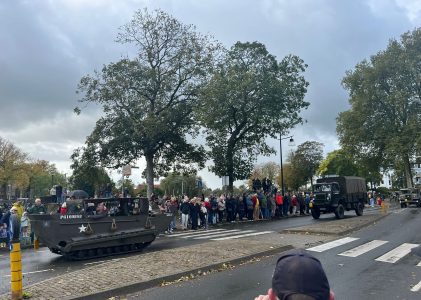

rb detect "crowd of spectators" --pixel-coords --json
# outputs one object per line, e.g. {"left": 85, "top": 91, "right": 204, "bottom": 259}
{"left": 158, "top": 190, "right": 314, "bottom": 233}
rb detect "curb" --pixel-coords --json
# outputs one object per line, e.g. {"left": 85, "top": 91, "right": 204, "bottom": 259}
{"left": 72, "top": 245, "right": 294, "bottom": 300}
{"left": 282, "top": 211, "right": 391, "bottom": 236}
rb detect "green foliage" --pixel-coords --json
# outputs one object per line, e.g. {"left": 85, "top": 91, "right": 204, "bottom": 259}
{"left": 76, "top": 8, "right": 217, "bottom": 199}
{"left": 337, "top": 28, "right": 421, "bottom": 187}
{"left": 197, "top": 41, "right": 309, "bottom": 192}
{"left": 318, "top": 149, "right": 358, "bottom": 177}
{"left": 288, "top": 141, "right": 324, "bottom": 188}
{"left": 70, "top": 148, "right": 113, "bottom": 197}
{"left": 0, "top": 137, "right": 66, "bottom": 199}
{"left": 160, "top": 172, "right": 204, "bottom": 198}
{"left": 27, "top": 160, "right": 66, "bottom": 198}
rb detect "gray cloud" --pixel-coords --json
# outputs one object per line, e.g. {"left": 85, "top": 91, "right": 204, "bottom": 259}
{"left": 0, "top": 0, "right": 419, "bottom": 189}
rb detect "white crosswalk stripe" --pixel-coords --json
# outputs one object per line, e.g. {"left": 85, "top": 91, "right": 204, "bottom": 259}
{"left": 163, "top": 228, "right": 274, "bottom": 241}
{"left": 307, "top": 237, "right": 359, "bottom": 252}
{"left": 339, "top": 240, "right": 388, "bottom": 257}
{"left": 375, "top": 243, "right": 420, "bottom": 264}
{"left": 194, "top": 230, "right": 254, "bottom": 240}
{"left": 411, "top": 280, "right": 421, "bottom": 292}
{"left": 308, "top": 237, "right": 421, "bottom": 267}
{"left": 211, "top": 231, "right": 274, "bottom": 241}
{"left": 180, "top": 229, "right": 243, "bottom": 239}
{"left": 165, "top": 228, "right": 225, "bottom": 238}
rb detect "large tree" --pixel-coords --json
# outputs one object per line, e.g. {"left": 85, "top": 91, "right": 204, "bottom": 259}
{"left": 160, "top": 172, "right": 204, "bottom": 198}
{"left": 197, "top": 41, "right": 309, "bottom": 192}
{"left": 0, "top": 137, "right": 27, "bottom": 198}
{"left": 288, "top": 141, "right": 324, "bottom": 188}
{"left": 26, "top": 160, "right": 67, "bottom": 198}
{"left": 76, "top": 9, "right": 217, "bottom": 199}
{"left": 70, "top": 148, "right": 113, "bottom": 198}
{"left": 318, "top": 149, "right": 358, "bottom": 177}
{"left": 337, "top": 28, "right": 421, "bottom": 188}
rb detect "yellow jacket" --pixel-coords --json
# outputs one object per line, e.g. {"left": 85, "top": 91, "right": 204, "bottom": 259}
{"left": 12, "top": 202, "right": 24, "bottom": 219}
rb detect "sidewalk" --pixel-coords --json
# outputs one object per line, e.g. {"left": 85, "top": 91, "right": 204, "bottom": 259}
{"left": 0, "top": 208, "right": 391, "bottom": 300}
{"left": 0, "top": 239, "right": 293, "bottom": 300}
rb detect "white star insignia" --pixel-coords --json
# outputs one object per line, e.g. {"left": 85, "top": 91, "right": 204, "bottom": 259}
{"left": 78, "top": 224, "right": 87, "bottom": 233}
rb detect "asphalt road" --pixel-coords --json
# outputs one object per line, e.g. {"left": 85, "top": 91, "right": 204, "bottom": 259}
{"left": 0, "top": 212, "right": 318, "bottom": 294}
{"left": 121, "top": 207, "right": 421, "bottom": 300}
{"left": 0, "top": 205, "right": 395, "bottom": 295}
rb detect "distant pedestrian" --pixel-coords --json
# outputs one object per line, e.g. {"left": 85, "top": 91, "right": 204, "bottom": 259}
{"left": 190, "top": 198, "right": 200, "bottom": 230}
{"left": 252, "top": 194, "right": 260, "bottom": 220}
{"left": 370, "top": 195, "right": 375, "bottom": 207}
{"left": 246, "top": 194, "right": 254, "bottom": 220}
{"left": 180, "top": 197, "right": 190, "bottom": 230}
{"left": 236, "top": 195, "right": 246, "bottom": 221}
{"left": 217, "top": 195, "right": 226, "bottom": 223}
{"left": 260, "top": 192, "right": 268, "bottom": 219}
{"left": 210, "top": 196, "right": 218, "bottom": 224}
{"left": 226, "top": 195, "right": 235, "bottom": 222}
{"left": 291, "top": 194, "right": 298, "bottom": 215}
{"left": 200, "top": 201, "right": 208, "bottom": 230}
{"left": 298, "top": 193, "right": 305, "bottom": 215}
{"left": 275, "top": 192, "right": 283, "bottom": 217}
{"left": 283, "top": 192, "right": 290, "bottom": 217}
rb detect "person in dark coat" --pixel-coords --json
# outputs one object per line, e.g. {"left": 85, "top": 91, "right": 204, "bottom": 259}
{"left": 0, "top": 207, "right": 18, "bottom": 246}
{"left": 226, "top": 195, "right": 235, "bottom": 222}
{"left": 237, "top": 195, "right": 245, "bottom": 221}
{"left": 189, "top": 198, "right": 200, "bottom": 230}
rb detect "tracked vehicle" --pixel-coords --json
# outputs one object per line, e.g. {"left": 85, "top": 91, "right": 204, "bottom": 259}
{"left": 27, "top": 197, "right": 172, "bottom": 260}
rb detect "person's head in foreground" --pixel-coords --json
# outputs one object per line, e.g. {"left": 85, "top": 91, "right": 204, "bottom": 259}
{"left": 255, "top": 249, "right": 334, "bottom": 300}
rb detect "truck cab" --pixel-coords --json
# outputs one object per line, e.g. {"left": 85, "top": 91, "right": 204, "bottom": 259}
{"left": 399, "top": 188, "right": 421, "bottom": 208}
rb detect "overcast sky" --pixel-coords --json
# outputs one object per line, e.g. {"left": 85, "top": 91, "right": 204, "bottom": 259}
{"left": 0, "top": 0, "right": 420, "bottom": 189}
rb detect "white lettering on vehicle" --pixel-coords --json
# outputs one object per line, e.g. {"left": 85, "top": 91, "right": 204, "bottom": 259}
{"left": 60, "top": 215, "right": 82, "bottom": 219}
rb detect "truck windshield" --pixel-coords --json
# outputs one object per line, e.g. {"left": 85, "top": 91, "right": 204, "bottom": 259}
{"left": 314, "top": 184, "right": 331, "bottom": 192}
{"left": 400, "top": 189, "right": 411, "bottom": 194}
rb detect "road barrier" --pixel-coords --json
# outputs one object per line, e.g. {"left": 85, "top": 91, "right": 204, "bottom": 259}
{"left": 9, "top": 214, "right": 23, "bottom": 300}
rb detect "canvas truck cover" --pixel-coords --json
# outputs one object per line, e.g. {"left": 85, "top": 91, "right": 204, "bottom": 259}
{"left": 316, "top": 176, "right": 367, "bottom": 194}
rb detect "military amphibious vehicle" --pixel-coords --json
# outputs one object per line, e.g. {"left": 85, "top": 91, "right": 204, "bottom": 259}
{"left": 27, "top": 197, "right": 172, "bottom": 260}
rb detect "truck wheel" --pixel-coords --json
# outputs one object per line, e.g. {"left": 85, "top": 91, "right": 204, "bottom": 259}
{"left": 334, "top": 204, "right": 345, "bottom": 219}
{"left": 355, "top": 202, "right": 364, "bottom": 216}
{"left": 311, "top": 207, "right": 321, "bottom": 219}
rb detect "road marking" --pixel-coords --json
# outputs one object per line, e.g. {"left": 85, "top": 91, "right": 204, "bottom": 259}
{"left": 411, "top": 280, "right": 421, "bottom": 292}
{"left": 307, "top": 237, "right": 360, "bottom": 253}
{"left": 181, "top": 229, "right": 241, "bottom": 239}
{"left": 166, "top": 229, "right": 226, "bottom": 237}
{"left": 211, "top": 231, "right": 274, "bottom": 241}
{"left": 193, "top": 230, "right": 253, "bottom": 240}
{"left": 339, "top": 240, "right": 388, "bottom": 257}
{"left": 375, "top": 243, "right": 420, "bottom": 263}
{"left": 417, "top": 261, "right": 421, "bottom": 267}
{"left": 4, "top": 269, "right": 54, "bottom": 277}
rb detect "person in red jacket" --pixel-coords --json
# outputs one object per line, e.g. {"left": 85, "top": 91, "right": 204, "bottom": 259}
{"left": 275, "top": 192, "right": 284, "bottom": 217}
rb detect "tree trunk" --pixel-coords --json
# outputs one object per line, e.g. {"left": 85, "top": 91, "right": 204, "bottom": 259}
{"left": 145, "top": 153, "right": 155, "bottom": 200}
{"left": 404, "top": 154, "right": 413, "bottom": 188}
{"left": 226, "top": 144, "right": 234, "bottom": 194}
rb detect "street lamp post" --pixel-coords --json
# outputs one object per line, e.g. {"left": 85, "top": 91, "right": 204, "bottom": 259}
{"left": 279, "top": 134, "right": 294, "bottom": 196}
